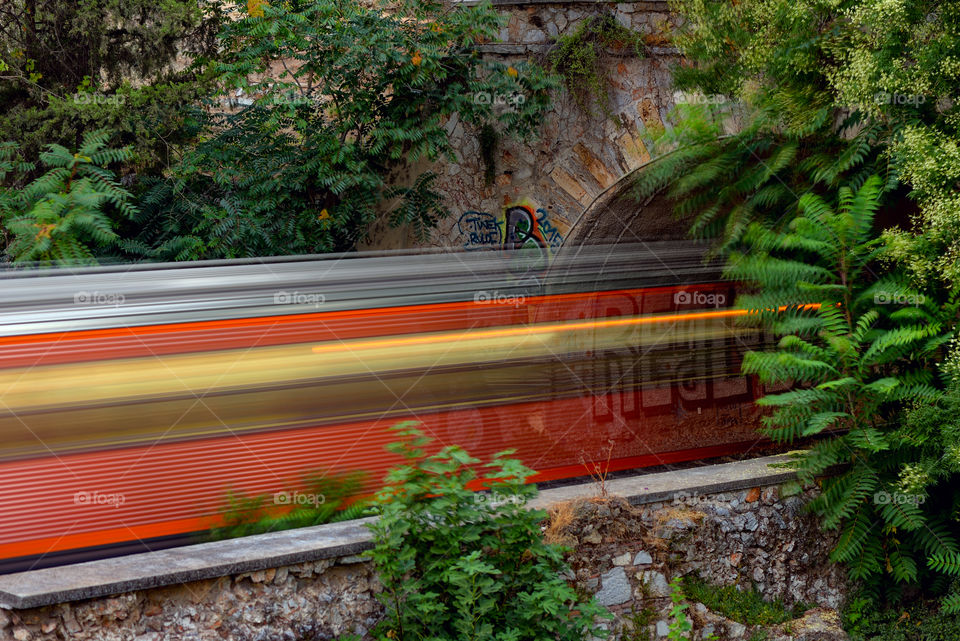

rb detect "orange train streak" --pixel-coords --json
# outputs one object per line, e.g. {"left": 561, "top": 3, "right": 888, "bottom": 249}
{"left": 0, "top": 283, "right": 797, "bottom": 562}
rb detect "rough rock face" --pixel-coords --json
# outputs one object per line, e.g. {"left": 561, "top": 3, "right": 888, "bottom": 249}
{"left": 0, "top": 559, "right": 383, "bottom": 641}
{"left": 550, "top": 485, "right": 849, "bottom": 640}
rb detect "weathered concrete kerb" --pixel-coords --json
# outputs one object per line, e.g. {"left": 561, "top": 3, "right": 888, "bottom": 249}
{"left": 0, "top": 454, "right": 848, "bottom": 641}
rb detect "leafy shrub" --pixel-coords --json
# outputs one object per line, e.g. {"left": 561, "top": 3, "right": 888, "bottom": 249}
{"left": 209, "top": 469, "right": 370, "bottom": 540}
{"left": 365, "top": 422, "right": 611, "bottom": 641}
{"left": 139, "top": 0, "right": 555, "bottom": 258}
{"left": 0, "top": 130, "right": 136, "bottom": 264}
{"left": 729, "top": 175, "right": 960, "bottom": 611}
{"left": 844, "top": 592, "right": 960, "bottom": 640}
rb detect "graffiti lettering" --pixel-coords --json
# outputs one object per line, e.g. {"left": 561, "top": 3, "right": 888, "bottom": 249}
{"left": 458, "top": 211, "right": 502, "bottom": 249}
{"left": 459, "top": 202, "right": 566, "bottom": 261}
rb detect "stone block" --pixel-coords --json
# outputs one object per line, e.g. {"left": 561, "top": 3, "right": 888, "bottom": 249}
{"left": 594, "top": 567, "right": 631, "bottom": 606}
{"left": 549, "top": 166, "right": 591, "bottom": 204}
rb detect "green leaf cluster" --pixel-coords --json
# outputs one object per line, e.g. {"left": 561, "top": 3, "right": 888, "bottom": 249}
{"left": 0, "top": 0, "right": 223, "bottom": 170}
{"left": 547, "top": 12, "right": 647, "bottom": 119}
{"left": 0, "top": 131, "right": 136, "bottom": 264}
{"left": 131, "top": 0, "right": 554, "bottom": 258}
{"left": 729, "top": 175, "right": 960, "bottom": 611}
{"left": 365, "top": 422, "right": 611, "bottom": 641}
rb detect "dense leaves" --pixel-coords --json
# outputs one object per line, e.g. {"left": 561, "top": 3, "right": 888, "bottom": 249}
{"left": 0, "top": 131, "right": 136, "bottom": 264}
{"left": 366, "top": 423, "right": 610, "bottom": 641}
{"left": 146, "top": 0, "right": 553, "bottom": 257}
{"left": 646, "top": 0, "right": 960, "bottom": 613}
{"left": 727, "top": 177, "right": 960, "bottom": 610}
{"left": 0, "top": 0, "right": 222, "bottom": 168}
{"left": 1, "top": 0, "right": 554, "bottom": 262}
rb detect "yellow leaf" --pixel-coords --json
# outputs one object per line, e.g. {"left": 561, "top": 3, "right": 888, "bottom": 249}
{"left": 248, "top": 0, "right": 267, "bottom": 18}
{"left": 34, "top": 224, "right": 55, "bottom": 240}
{"left": 411, "top": 51, "right": 423, "bottom": 66}
{"left": 506, "top": 66, "right": 518, "bottom": 78}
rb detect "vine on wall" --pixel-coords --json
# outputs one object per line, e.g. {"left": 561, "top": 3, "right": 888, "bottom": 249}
{"left": 547, "top": 13, "right": 647, "bottom": 119}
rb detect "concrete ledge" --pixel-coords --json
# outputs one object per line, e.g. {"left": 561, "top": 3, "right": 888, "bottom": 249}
{"left": 0, "top": 518, "right": 376, "bottom": 609}
{"left": 0, "top": 454, "right": 801, "bottom": 610}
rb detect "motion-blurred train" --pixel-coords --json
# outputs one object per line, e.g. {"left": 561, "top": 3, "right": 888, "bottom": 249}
{"left": 0, "top": 243, "right": 769, "bottom": 572}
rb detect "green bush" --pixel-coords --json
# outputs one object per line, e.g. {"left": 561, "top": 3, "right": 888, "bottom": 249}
{"left": 137, "top": 0, "right": 555, "bottom": 258}
{"left": 548, "top": 12, "right": 646, "bottom": 118}
{"left": 844, "top": 593, "right": 960, "bottom": 640}
{"left": 365, "top": 422, "right": 611, "bottom": 641}
{"left": 728, "top": 175, "right": 960, "bottom": 611}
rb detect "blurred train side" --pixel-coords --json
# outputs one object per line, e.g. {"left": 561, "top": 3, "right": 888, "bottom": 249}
{"left": 0, "top": 244, "right": 767, "bottom": 571}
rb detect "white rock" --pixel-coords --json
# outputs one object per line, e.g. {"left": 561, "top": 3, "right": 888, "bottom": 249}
{"left": 633, "top": 550, "right": 653, "bottom": 565}
{"left": 594, "top": 567, "right": 631, "bottom": 606}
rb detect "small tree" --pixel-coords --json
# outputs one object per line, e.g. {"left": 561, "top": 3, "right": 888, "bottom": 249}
{"left": 366, "top": 422, "right": 610, "bottom": 640}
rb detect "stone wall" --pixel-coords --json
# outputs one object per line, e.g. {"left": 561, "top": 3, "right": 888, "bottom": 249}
{"left": 0, "top": 556, "right": 383, "bottom": 641}
{"left": 553, "top": 486, "right": 848, "bottom": 640}
{"left": 0, "top": 472, "right": 848, "bottom": 641}
{"left": 364, "top": 0, "right": 682, "bottom": 252}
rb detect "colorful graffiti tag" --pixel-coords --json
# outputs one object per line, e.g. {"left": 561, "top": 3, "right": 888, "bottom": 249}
{"left": 458, "top": 203, "right": 566, "bottom": 254}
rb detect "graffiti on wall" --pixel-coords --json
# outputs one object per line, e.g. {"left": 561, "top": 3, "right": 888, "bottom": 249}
{"left": 458, "top": 211, "right": 502, "bottom": 247}
{"left": 458, "top": 203, "right": 567, "bottom": 254}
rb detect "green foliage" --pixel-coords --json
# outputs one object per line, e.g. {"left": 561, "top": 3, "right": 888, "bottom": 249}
{"left": 730, "top": 175, "right": 960, "bottom": 611}
{"left": 209, "top": 469, "right": 370, "bottom": 540}
{"left": 548, "top": 12, "right": 646, "bottom": 119}
{"left": 844, "top": 592, "right": 960, "bottom": 640}
{"left": 0, "top": 0, "right": 222, "bottom": 168}
{"left": 365, "top": 421, "right": 611, "bottom": 641}
{"left": 138, "top": 0, "right": 554, "bottom": 258}
{"left": 0, "top": 131, "right": 136, "bottom": 264}
{"left": 622, "top": 606, "right": 656, "bottom": 641}
{"left": 666, "top": 577, "right": 694, "bottom": 640}
{"left": 680, "top": 575, "right": 808, "bottom": 627}
{"left": 658, "top": 0, "right": 960, "bottom": 289}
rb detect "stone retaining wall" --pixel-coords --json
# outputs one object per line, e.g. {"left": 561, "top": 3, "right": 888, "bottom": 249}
{"left": 554, "top": 486, "right": 847, "bottom": 640}
{"left": 0, "top": 457, "right": 849, "bottom": 641}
